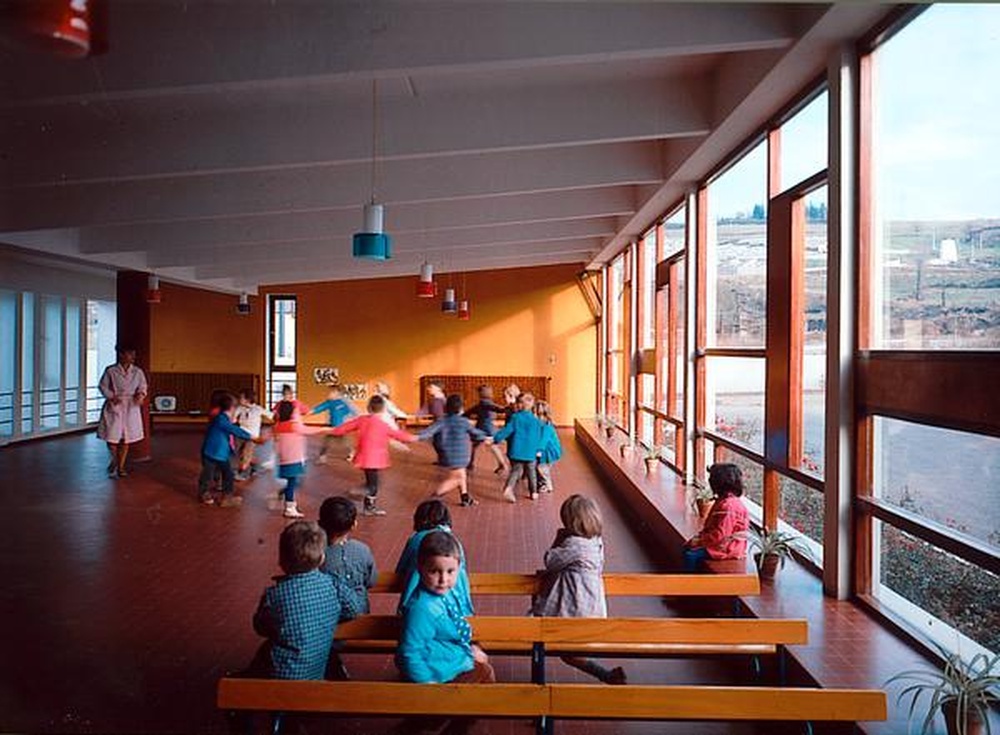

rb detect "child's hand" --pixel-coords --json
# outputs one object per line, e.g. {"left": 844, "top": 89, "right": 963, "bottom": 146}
{"left": 484, "top": 437, "right": 494, "bottom": 445}
{"left": 471, "top": 644, "right": 489, "bottom": 664}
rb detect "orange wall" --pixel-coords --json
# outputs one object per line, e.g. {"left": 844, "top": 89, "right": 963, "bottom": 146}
{"left": 264, "top": 264, "right": 597, "bottom": 423}
{"left": 150, "top": 282, "right": 264, "bottom": 375}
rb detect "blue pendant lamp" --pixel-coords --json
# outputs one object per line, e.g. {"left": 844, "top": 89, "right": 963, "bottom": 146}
{"left": 354, "top": 78, "right": 391, "bottom": 260}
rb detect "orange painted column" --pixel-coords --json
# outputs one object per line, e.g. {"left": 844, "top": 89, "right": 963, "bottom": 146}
{"left": 116, "top": 270, "right": 152, "bottom": 461}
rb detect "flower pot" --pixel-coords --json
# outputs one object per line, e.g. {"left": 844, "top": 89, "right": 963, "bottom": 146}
{"left": 695, "top": 498, "right": 714, "bottom": 522}
{"left": 604, "top": 426, "right": 614, "bottom": 439}
{"left": 644, "top": 457, "right": 658, "bottom": 473}
{"left": 619, "top": 443, "right": 633, "bottom": 459}
{"left": 755, "top": 552, "right": 781, "bottom": 582}
{"left": 943, "top": 700, "right": 985, "bottom": 735}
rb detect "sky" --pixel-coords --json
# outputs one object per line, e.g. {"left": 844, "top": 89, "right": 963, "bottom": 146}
{"left": 708, "top": 3, "right": 1000, "bottom": 223}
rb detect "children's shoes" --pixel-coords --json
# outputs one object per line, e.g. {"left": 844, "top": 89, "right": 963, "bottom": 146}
{"left": 283, "top": 502, "right": 304, "bottom": 518}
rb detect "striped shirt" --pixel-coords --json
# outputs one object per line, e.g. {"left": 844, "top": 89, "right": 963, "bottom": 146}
{"left": 418, "top": 414, "right": 488, "bottom": 469}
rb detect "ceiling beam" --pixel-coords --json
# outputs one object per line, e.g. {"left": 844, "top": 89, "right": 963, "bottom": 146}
{"left": 47, "top": 186, "right": 636, "bottom": 256}
{"left": 1, "top": 76, "right": 710, "bottom": 187}
{"left": 0, "top": 142, "right": 663, "bottom": 231}
{"left": 147, "top": 219, "right": 618, "bottom": 268}
{"left": 0, "top": 2, "right": 802, "bottom": 104}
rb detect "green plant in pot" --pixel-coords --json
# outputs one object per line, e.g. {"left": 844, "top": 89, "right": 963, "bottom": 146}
{"left": 643, "top": 444, "right": 663, "bottom": 473}
{"left": 692, "top": 484, "right": 715, "bottom": 521}
{"left": 604, "top": 417, "right": 616, "bottom": 439}
{"left": 594, "top": 413, "right": 606, "bottom": 428}
{"left": 619, "top": 437, "right": 637, "bottom": 459}
{"left": 737, "top": 527, "right": 815, "bottom": 582}
{"left": 886, "top": 645, "right": 998, "bottom": 735}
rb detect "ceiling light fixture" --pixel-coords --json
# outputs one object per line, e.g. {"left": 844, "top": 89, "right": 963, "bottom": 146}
{"left": 353, "top": 78, "right": 391, "bottom": 260}
{"left": 146, "top": 274, "right": 161, "bottom": 304}
{"left": 416, "top": 261, "right": 435, "bottom": 298}
{"left": 236, "top": 292, "right": 251, "bottom": 315}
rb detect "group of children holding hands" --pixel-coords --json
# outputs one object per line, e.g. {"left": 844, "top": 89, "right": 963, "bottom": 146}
{"left": 197, "top": 381, "right": 564, "bottom": 519}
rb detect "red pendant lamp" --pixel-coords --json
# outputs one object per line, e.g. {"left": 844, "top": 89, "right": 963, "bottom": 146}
{"left": 21, "top": 0, "right": 92, "bottom": 58}
{"left": 457, "top": 272, "right": 470, "bottom": 320}
{"left": 146, "top": 275, "right": 161, "bottom": 304}
{"left": 416, "top": 262, "right": 436, "bottom": 298}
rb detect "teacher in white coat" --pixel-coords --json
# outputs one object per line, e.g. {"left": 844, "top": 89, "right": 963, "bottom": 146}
{"left": 96, "top": 345, "right": 148, "bottom": 478}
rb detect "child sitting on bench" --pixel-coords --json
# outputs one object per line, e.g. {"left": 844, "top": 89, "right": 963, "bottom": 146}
{"left": 396, "top": 499, "right": 473, "bottom": 616}
{"left": 246, "top": 521, "right": 341, "bottom": 679}
{"left": 531, "top": 494, "right": 627, "bottom": 685}
{"left": 396, "top": 531, "right": 494, "bottom": 685}
{"left": 683, "top": 463, "right": 749, "bottom": 571}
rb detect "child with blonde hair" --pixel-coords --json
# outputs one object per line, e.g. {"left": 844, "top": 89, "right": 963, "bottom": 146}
{"left": 531, "top": 494, "right": 627, "bottom": 685}
{"left": 491, "top": 391, "right": 544, "bottom": 503}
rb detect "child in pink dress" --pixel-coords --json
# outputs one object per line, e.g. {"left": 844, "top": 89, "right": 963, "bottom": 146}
{"left": 331, "top": 395, "right": 418, "bottom": 516}
{"left": 272, "top": 400, "right": 333, "bottom": 518}
{"left": 683, "top": 463, "right": 749, "bottom": 571}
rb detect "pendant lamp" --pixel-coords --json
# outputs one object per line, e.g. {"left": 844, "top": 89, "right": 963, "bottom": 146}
{"left": 441, "top": 288, "right": 458, "bottom": 314}
{"left": 146, "top": 274, "right": 161, "bottom": 304}
{"left": 416, "top": 261, "right": 436, "bottom": 297}
{"left": 236, "top": 292, "right": 251, "bottom": 315}
{"left": 21, "top": 0, "right": 92, "bottom": 58}
{"left": 353, "top": 79, "right": 391, "bottom": 260}
{"left": 457, "top": 300, "right": 470, "bottom": 320}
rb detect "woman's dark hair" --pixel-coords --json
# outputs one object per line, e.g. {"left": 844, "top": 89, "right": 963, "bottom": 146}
{"left": 217, "top": 393, "right": 236, "bottom": 412}
{"left": 413, "top": 499, "right": 452, "bottom": 532}
{"left": 708, "top": 463, "right": 744, "bottom": 498}
{"left": 276, "top": 400, "right": 295, "bottom": 422}
{"left": 445, "top": 394, "right": 463, "bottom": 415}
{"left": 368, "top": 394, "right": 386, "bottom": 413}
{"left": 417, "top": 530, "right": 462, "bottom": 565}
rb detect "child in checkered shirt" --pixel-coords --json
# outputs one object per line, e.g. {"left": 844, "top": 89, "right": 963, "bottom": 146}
{"left": 417, "top": 394, "right": 489, "bottom": 507}
{"left": 246, "top": 521, "right": 341, "bottom": 680}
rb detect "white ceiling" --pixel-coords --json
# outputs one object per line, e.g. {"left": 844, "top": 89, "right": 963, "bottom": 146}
{"left": 0, "top": 1, "right": 890, "bottom": 293}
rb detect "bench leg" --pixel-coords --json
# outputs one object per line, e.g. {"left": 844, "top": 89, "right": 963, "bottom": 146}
{"left": 777, "top": 645, "right": 787, "bottom": 686}
{"left": 270, "top": 711, "right": 283, "bottom": 735}
{"left": 750, "top": 654, "right": 763, "bottom": 680}
{"left": 532, "top": 642, "right": 549, "bottom": 735}
{"left": 802, "top": 721, "right": 814, "bottom": 735}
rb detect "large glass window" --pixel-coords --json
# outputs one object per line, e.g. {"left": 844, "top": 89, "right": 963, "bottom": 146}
{"left": 779, "top": 91, "right": 829, "bottom": 190}
{"left": 0, "top": 291, "right": 15, "bottom": 437}
{"left": 86, "top": 300, "right": 117, "bottom": 424}
{"left": 705, "top": 356, "right": 765, "bottom": 454}
{"left": 870, "top": 4, "right": 1000, "bottom": 349}
{"left": 268, "top": 295, "right": 299, "bottom": 408}
{"left": 40, "top": 297, "right": 63, "bottom": 430}
{"left": 800, "top": 186, "right": 828, "bottom": 476}
{"left": 21, "top": 293, "right": 34, "bottom": 434}
{"left": 706, "top": 140, "right": 768, "bottom": 348}
{"left": 874, "top": 417, "right": 1000, "bottom": 550}
{"left": 65, "top": 299, "right": 81, "bottom": 426}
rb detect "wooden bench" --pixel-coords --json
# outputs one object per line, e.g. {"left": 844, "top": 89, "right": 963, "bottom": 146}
{"left": 218, "top": 679, "right": 887, "bottom": 732}
{"left": 334, "top": 614, "right": 807, "bottom": 661}
{"left": 370, "top": 571, "right": 761, "bottom": 597}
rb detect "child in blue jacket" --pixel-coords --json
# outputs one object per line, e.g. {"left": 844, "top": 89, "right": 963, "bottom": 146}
{"left": 396, "top": 500, "right": 473, "bottom": 616}
{"left": 534, "top": 400, "right": 562, "bottom": 493}
{"left": 198, "top": 393, "right": 253, "bottom": 507}
{"left": 491, "top": 391, "right": 544, "bottom": 503}
{"left": 309, "top": 385, "right": 358, "bottom": 464}
{"left": 396, "top": 531, "right": 494, "bottom": 685}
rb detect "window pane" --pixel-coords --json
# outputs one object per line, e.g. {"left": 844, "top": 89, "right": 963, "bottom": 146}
{"left": 673, "top": 258, "right": 686, "bottom": 419}
{"left": 639, "top": 374, "right": 655, "bottom": 408}
{"left": 801, "top": 187, "right": 827, "bottom": 476}
{"left": 871, "top": 5, "right": 1000, "bottom": 349}
{"left": 779, "top": 91, "right": 828, "bottom": 189}
{"left": 706, "top": 356, "right": 765, "bottom": 453}
{"left": 41, "top": 297, "right": 63, "bottom": 430}
{"left": 273, "top": 298, "right": 297, "bottom": 367}
{"left": 0, "top": 291, "right": 15, "bottom": 437}
{"left": 638, "top": 410, "right": 654, "bottom": 448}
{"left": 874, "top": 417, "right": 1000, "bottom": 549}
{"left": 640, "top": 231, "right": 656, "bottom": 349}
{"left": 656, "top": 285, "right": 670, "bottom": 414}
{"left": 663, "top": 207, "right": 686, "bottom": 260}
{"left": 21, "top": 293, "right": 34, "bottom": 434}
{"left": 87, "top": 300, "right": 117, "bottom": 423}
{"left": 655, "top": 418, "right": 677, "bottom": 465}
{"left": 65, "top": 300, "right": 80, "bottom": 425}
{"left": 707, "top": 140, "right": 767, "bottom": 347}
{"left": 878, "top": 523, "right": 999, "bottom": 654}
{"left": 714, "top": 445, "right": 763, "bottom": 509}
{"left": 778, "top": 475, "right": 824, "bottom": 561}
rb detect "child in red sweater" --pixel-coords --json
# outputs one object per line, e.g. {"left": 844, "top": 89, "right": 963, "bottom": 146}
{"left": 683, "top": 463, "right": 749, "bottom": 571}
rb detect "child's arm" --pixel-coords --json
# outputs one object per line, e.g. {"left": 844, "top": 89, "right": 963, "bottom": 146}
{"left": 415, "top": 421, "right": 442, "bottom": 443}
{"left": 365, "top": 550, "right": 378, "bottom": 590}
{"left": 697, "top": 505, "right": 735, "bottom": 551}
{"left": 388, "top": 425, "right": 419, "bottom": 443}
{"left": 223, "top": 418, "right": 254, "bottom": 442}
{"left": 330, "top": 416, "right": 361, "bottom": 436}
{"left": 397, "top": 610, "right": 439, "bottom": 683}
{"left": 492, "top": 420, "right": 514, "bottom": 444}
{"left": 467, "top": 425, "right": 489, "bottom": 443}
{"left": 252, "top": 591, "right": 277, "bottom": 639}
{"left": 308, "top": 401, "right": 330, "bottom": 416}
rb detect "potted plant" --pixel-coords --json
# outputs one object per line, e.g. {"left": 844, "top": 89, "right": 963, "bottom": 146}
{"left": 692, "top": 484, "right": 715, "bottom": 521}
{"left": 886, "top": 645, "right": 999, "bottom": 735}
{"left": 594, "top": 413, "right": 606, "bottom": 429}
{"left": 619, "top": 437, "right": 637, "bottom": 459}
{"left": 643, "top": 444, "right": 663, "bottom": 473}
{"left": 604, "top": 418, "right": 616, "bottom": 439}
{"left": 737, "top": 527, "right": 815, "bottom": 582}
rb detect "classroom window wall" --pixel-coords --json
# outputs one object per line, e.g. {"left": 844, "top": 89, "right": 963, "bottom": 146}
{"left": 0, "top": 291, "right": 113, "bottom": 441}
{"left": 267, "top": 295, "right": 298, "bottom": 408}
{"left": 856, "top": 4, "right": 1000, "bottom": 655}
